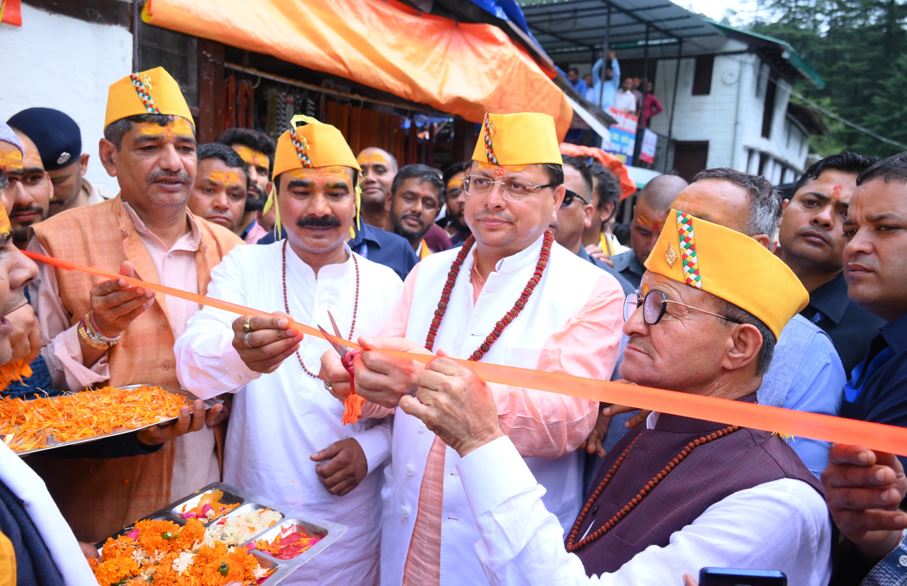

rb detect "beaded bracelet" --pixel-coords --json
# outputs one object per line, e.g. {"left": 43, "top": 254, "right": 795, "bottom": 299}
{"left": 77, "top": 319, "right": 110, "bottom": 351}
{"left": 85, "top": 312, "right": 122, "bottom": 345}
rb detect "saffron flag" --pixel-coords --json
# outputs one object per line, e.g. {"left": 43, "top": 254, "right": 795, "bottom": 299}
{"left": 0, "top": 0, "right": 22, "bottom": 27}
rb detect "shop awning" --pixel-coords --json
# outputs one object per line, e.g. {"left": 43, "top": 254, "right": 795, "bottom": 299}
{"left": 142, "top": 0, "right": 573, "bottom": 137}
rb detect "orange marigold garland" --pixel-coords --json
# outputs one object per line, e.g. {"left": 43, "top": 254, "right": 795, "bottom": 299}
{"left": 0, "top": 359, "right": 32, "bottom": 390}
{"left": 92, "top": 518, "right": 273, "bottom": 585}
{"left": 0, "top": 384, "right": 187, "bottom": 453}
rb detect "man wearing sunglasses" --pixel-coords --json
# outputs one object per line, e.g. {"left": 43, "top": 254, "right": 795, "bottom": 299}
{"left": 551, "top": 156, "right": 633, "bottom": 294}
{"left": 398, "top": 210, "right": 831, "bottom": 585}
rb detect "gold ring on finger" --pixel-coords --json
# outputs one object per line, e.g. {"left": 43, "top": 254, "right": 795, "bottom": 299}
{"left": 242, "top": 316, "right": 252, "bottom": 333}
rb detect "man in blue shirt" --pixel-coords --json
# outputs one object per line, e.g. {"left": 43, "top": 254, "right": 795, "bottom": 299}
{"left": 838, "top": 153, "right": 907, "bottom": 470}
{"left": 587, "top": 51, "right": 620, "bottom": 110}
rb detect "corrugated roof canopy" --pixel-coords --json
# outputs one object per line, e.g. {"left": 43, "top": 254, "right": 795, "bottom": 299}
{"left": 519, "top": 0, "right": 727, "bottom": 63}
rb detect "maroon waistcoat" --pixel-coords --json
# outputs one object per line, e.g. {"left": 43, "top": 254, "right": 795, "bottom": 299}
{"left": 572, "top": 410, "right": 824, "bottom": 576}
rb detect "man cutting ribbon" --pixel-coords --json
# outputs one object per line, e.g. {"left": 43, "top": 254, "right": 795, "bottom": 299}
{"left": 175, "top": 114, "right": 402, "bottom": 585}
{"left": 321, "top": 111, "right": 625, "bottom": 585}
{"left": 400, "top": 210, "right": 832, "bottom": 585}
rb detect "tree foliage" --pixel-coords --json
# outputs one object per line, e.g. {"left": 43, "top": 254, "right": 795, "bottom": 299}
{"left": 751, "top": 0, "right": 907, "bottom": 157}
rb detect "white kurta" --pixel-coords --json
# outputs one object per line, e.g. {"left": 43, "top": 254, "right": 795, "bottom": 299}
{"left": 380, "top": 235, "right": 625, "bottom": 585}
{"left": 174, "top": 242, "right": 402, "bottom": 585}
{"left": 0, "top": 443, "right": 96, "bottom": 585}
{"left": 457, "top": 430, "right": 832, "bottom": 586}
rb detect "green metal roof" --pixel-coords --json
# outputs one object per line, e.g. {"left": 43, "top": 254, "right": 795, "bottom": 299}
{"left": 708, "top": 20, "right": 825, "bottom": 89}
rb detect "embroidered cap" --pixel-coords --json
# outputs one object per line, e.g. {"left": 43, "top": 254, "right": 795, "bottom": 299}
{"left": 471, "top": 112, "right": 563, "bottom": 167}
{"left": 104, "top": 67, "right": 193, "bottom": 127}
{"left": 644, "top": 209, "right": 808, "bottom": 339}
{"left": 272, "top": 114, "right": 360, "bottom": 180}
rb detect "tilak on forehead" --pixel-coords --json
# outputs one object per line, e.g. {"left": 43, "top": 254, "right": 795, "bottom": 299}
{"left": 470, "top": 112, "right": 563, "bottom": 177}
{"left": 205, "top": 169, "right": 245, "bottom": 187}
{"left": 0, "top": 124, "right": 24, "bottom": 174}
{"left": 231, "top": 144, "right": 270, "bottom": 170}
{"left": 266, "top": 114, "right": 362, "bottom": 237}
{"left": 104, "top": 66, "right": 194, "bottom": 128}
{"left": 356, "top": 151, "right": 393, "bottom": 167}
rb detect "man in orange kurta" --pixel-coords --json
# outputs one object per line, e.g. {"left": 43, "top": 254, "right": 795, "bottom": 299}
{"left": 26, "top": 67, "right": 241, "bottom": 541}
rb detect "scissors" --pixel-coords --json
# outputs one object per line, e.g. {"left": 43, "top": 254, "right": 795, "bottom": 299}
{"left": 318, "top": 310, "right": 361, "bottom": 395}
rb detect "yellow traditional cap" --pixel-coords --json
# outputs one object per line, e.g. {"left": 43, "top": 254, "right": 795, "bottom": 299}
{"left": 471, "top": 112, "right": 563, "bottom": 167}
{"left": 104, "top": 67, "right": 193, "bottom": 127}
{"left": 272, "top": 114, "right": 360, "bottom": 180}
{"left": 644, "top": 209, "right": 808, "bottom": 339}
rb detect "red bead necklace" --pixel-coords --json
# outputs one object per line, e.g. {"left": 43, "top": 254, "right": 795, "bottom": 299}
{"left": 424, "top": 230, "right": 553, "bottom": 360}
{"left": 281, "top": 240, "right": 360, "bottom": 379}
{"left": 565, "top": 424, "right": 739, "bottom": 552}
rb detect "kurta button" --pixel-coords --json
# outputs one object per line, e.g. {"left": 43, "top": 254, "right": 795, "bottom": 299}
{"left": 899, "top": 554, "right": 907, "bottom": 567}
{"left": 405, "top": 463, "right": 415, "bottom": 476}
{"left": 400, "top": 505, "right": 410, "bottom": 519}
{"left": 160, "top": 361, "right": 171, "bottom": 370}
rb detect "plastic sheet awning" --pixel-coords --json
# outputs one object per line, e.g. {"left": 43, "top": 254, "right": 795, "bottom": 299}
{"left": 142, "top": 0, "right": 573, "bottom": 137}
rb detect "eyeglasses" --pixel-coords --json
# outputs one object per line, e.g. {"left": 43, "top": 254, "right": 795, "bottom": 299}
{"left": 463, "top": 175, "right": 555, "bottom": 202}
{"left": 623, "top": 290, "right": 744, "bottom": 326}
{"left": 561, "top": 189, "right": 589, "bottom": 208}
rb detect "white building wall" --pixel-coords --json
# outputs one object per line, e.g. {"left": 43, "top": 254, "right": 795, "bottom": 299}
{"left": 650, "top": 39, "right": 813, "bottom": 178}
{"left": 0, "top": 4, "right": 133, "bottom": 195}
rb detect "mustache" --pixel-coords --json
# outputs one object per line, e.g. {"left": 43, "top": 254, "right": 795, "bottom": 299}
{"left": 147, "top": 169, "right": 192, "bottom": 185}
{"left": 297, "top": 215, "right": 341, "bottom": 228}
{"left": 402, "top": 213, "right": 424, "bottom": 225}
{"left": 627, "top": 336, "right": 655, "bottom": 354}
{"left": 10, "top": 204, "right": 43, "bottom": 215}
{"left": 474, "top": 211, "right": 514, "bottom": 222}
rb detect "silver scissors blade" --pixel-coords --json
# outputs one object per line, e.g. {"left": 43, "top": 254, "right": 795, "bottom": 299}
{"left": 318, "top": 310, "right": 349, "bottom": 358}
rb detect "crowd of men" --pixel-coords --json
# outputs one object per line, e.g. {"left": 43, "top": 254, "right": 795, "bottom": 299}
{"left": 0, "top": 64, "right": 904, "bottom": 586}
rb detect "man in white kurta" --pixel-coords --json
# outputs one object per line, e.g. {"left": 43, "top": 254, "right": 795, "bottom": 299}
{"left": 398, "top": 210, "right": 832, "bottom": 585}
{"left": 322, "top": 112, "right": 625, "bottom": 585}
{"left": 175, "top": 116, "right": 401, "bottom": 585}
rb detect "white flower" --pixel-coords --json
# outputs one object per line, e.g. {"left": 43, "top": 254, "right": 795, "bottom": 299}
{"left": 172, "top": 551, "right": 195, "bottom": 575}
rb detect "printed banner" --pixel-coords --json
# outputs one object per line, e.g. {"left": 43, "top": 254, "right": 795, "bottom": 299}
{"left": 639, "top": 129, "right": 658, "bottom": 165}
{"left": 603, "top": 106, "right": 638, "bottom": 165}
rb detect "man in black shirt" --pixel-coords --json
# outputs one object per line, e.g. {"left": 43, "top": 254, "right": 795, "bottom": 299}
{"left": 778, "top": 152, "right": 884, "bottom": 374}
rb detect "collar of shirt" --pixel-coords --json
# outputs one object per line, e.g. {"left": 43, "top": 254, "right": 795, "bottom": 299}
{"left": 121, "top": 201, "right": 201, "bottom": 253}
{"left": 880, "top": 312, "right": 907, "bottom": 354}
{"left": 348, "top": 222, "right": 381, "bottom": 251}
{"left": 467, "top": 231, "right": 546, "bottom": 279}
{"left": 648, "top": 393, "right": 759, "bottom": 432}
{"left": 466, "top": 232, "right": 546, "bottom": 303}
{"left": 808, "top": 272, "right": 850, "bottom": 325}
{"left": 285, "top": 242, "right": 355, "bottom": 281}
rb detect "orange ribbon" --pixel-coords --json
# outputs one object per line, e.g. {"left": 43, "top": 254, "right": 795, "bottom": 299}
{"left": 24, "top": 250, "right": 907, "bottom": 456}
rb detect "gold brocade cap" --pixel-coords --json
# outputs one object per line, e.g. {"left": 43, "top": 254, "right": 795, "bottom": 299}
{"left": 644, "top": 209, "right": 808, "bottom": 339}
{"left": 104, "top": 67, "right": 193, "bottom": 127}
{"left": 471, "top": 112, "right": 563, "bottom": 166}
{"left": 272, "top": 115, "right": 361, "bottom": 179}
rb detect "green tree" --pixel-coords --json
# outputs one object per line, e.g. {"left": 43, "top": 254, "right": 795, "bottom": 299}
{"left": 751, "top": 0, "right": 907, "bottom": 157}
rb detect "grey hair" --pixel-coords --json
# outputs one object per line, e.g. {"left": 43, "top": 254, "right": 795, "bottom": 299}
{"left": 693, "top": 168, "right": 781, "bottom": 237}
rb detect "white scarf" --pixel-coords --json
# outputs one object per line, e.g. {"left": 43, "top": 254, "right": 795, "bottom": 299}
{"left": 0, "top": 443, "right": 95, "bottom": 584}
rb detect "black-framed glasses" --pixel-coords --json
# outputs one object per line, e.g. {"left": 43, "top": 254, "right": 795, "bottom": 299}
{"left": 561, "top": 189, "right": 589, "bottom": 208}
{"left": 463, "top": 175, "right": 554, "bottom": 202}
{"left": 623, "top": 290, "right": 745, "bottom": 326}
